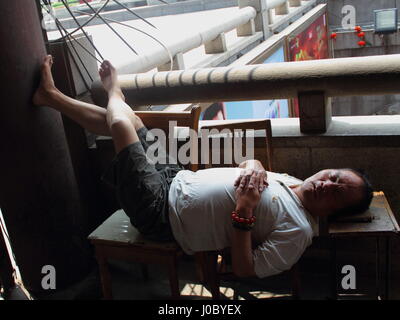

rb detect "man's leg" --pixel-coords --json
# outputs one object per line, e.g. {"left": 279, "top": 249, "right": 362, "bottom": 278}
{"left": 99, "top": 60, "right": 174, "bottom": 241}
{"left": 33, "top": 55, "right": 144, "bottom": 137}
{"left": 99, "top": 60, "right": 141, "bottom": 153}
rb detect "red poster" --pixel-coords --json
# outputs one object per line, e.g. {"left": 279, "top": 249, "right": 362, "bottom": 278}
{"left": 289, "top": 14, "right": 329, "bottom": 116}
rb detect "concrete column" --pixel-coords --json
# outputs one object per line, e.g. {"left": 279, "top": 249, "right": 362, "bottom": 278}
{"left": 237, "top": 18, "right": 256, "bottom": 37}
{"left": 288, "top": 0, "right": 301, "bottom": 7}
{"left": 158, "top": 52, "right": 185, "bottom": 71}
{"left": 298, "top": 91, "right": 332, "bottom": 133}
{"left": 204, "top": 33, "right": 228, "bottom": 54}
{"left": 0, "top": 0, "right": 90, "bottom": 294}
{"left": 238, "top": 0, "right": 270, "bottom": 38}
{"left": 275, "top": 1, "right": 289, "bottom": 15}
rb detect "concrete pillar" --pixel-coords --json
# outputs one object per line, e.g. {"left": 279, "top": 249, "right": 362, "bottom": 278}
{"left": 158, "top": 52, "right": 185, "bottom": 71}
{"left": 0, "top": 0, "right": 90, "bottom": 294}
{"left": 275, "top": 1, "right": 289, "bottom": 15}
{"left": 298, "top": 91, "right": 332, "bottom": 133}
{"left": 237, "top": 18, "right": 256, "bottom": 37}
{"left": 238, "top": 0, "right": 271, "bottom": 38}
{"left": 288, "top": 0, "right": 301, "bottom": 7}
{"left": 204, "top": 33, "right": 228, "bottom": 54}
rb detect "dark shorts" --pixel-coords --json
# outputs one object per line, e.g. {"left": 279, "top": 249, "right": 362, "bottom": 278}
{"left": 101, "top": 127, "right": 182, "bottom": 242}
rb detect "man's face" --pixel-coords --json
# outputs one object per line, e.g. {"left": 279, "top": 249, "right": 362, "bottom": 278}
{"left": 300, "top": 169, "right": 365, "bottom": 216}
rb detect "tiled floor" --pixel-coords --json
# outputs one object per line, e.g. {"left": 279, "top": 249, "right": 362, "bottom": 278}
{"left": 15, "top": 250, "right": 392, "bottom": 301}
{"left": 4, "top": 239, "right": 398, "bottom": 300}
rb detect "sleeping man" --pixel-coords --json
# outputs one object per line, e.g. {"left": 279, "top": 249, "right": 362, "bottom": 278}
{"left": 34, "top": 56, "right": 373, "bottom": 278}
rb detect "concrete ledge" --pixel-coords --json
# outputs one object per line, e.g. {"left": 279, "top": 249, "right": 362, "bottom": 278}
{"left": 275, "top": 115, "right": 400, "bottom": 136}
{"left": 199, "top": 115, "right": 400, "bottom": 139}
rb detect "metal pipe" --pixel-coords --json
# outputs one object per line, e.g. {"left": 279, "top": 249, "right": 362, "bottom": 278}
{"left": 91, "top": 54, "right": 400, "bottom": 107}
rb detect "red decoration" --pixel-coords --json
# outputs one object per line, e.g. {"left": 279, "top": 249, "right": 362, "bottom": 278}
{"left": 358, "top": 40, "right": 366, "bottom": 47}
{"left": 357, "top": 32, "right": 365, "bottom": 38}
{"left": 355, "top": 26, "right": 362, "bottom": 32}
{"left": 330, "top": 32, "right": 337, "bottom": 39}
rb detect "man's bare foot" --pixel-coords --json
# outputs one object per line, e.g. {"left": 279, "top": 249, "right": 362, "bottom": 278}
{"left": 33, "top": 55, "right": 59, "bottom": 106}
{"left": 99, "top": 60, "right": 125, "bottom": 100}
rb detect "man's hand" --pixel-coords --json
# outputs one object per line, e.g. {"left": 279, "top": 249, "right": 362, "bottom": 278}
{"left": 235, "top": 171, "right": 264, "bottom": 217}
{"left": 234, "top": 168, "right": 268, "bottom": 193}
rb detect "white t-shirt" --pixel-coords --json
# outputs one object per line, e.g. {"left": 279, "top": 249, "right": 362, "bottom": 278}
{"left": 168, "top": 168, "right": 318, "bottom": 278}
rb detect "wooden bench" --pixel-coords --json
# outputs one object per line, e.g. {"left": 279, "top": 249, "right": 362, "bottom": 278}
{"left": 88, "top": 209, "right": 182, "bottom": 299}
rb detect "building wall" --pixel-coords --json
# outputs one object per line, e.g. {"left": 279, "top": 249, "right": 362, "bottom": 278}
{"left": 270, "top": 122, "right": 400, "bottom": 294}
{"left": 322, "top": 0, "right": 400, "bottom": 29}
{"left": 328, "top": 13, "right": 400, "bottom": 116}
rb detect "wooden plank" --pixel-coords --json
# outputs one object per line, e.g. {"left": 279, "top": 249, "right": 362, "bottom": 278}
{"left": 88, "top": 210, "right": 180, "bottom": 250}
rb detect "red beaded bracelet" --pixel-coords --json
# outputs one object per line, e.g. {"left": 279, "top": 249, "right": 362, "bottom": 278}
{"left": 231, "top": 211, "right": 256, "bottom": 225}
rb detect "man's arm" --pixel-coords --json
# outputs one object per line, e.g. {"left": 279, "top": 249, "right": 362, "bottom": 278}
{"left": 235, "top": 160, "right": 268, "bottom": 192}
{"left": 230, "top": 171, "right": 264, "bottom": 277}
{"left": 238, "top": 159, "right": 265, "bottom": 171}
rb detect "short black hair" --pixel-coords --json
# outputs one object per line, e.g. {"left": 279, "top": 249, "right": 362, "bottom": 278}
{"left": 330, "top": 168, "right": 373, "bottom": 219}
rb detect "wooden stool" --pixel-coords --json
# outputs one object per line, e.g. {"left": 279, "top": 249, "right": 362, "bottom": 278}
{"left": 88, "top": 210, "right": 182, "bottom": 299}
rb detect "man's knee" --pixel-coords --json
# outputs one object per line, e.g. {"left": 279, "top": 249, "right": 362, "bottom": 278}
{"left": 132, "top": 114, "right": 144, "bottom": 130}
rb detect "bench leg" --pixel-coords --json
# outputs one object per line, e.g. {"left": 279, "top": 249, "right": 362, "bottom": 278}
{"left": 290, "top": 263, "right": 301, "bottom": 300}
{"left": 167, "top": 255, "right": 180, "bottom": 299}
{"left": 194, "top": 252, "right": 207, "bottom": 283}
{"left": 96, "top": 252, "right": 113, "bottom": 300}
{"left": 205, "top": 252, "right": 220, "bottom": 300}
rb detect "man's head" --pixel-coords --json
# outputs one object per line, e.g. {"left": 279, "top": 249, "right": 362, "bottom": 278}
{"left": 294, "top": 168, "right": 373, "bottom": 218}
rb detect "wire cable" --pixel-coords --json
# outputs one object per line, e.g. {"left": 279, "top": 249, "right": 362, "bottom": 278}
{"left": 60, "top": 0, "right": 106, "bottom": 60}
{"left": 74, "top": 9, "right": 174, "bottom": 71}
{"left": 42, "top": 4, "right": 95, "bottom": 87}
{"left": 112, "top": 0, "right": 158, "bottom": 29}
{"left": 80, "top": 0, "right": 139, "bottom": 55}
{"left": 56, "top": 21, "right": 93, "bottom": 89}
{"left": 42, "top": 0, "right": 111, "bottom": 42}
{"left": 42, "top": 3, "right": 103, "bottom": 64}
